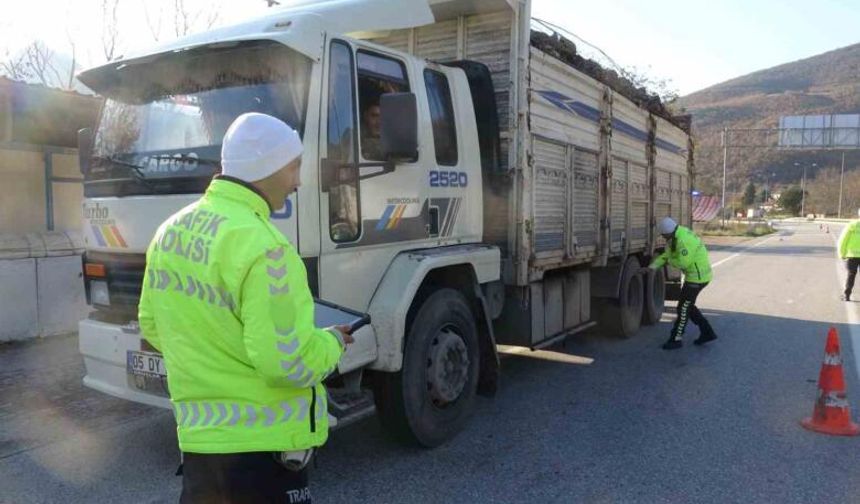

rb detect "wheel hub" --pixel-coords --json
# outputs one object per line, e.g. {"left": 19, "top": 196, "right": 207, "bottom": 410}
{"left": 426, "top": 328, "right": 469, "bottom": 406}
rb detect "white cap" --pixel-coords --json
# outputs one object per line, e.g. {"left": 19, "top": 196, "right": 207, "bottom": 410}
{"left": 220, "top": 113, "right": 303, "bottom": 182}
{"left": 658, "top": 217, "right": 678, "bottom": 235}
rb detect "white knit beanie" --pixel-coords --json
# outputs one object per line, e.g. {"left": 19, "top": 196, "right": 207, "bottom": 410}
{"left": 220, "top": 113, "right": 303, "bottom": 182}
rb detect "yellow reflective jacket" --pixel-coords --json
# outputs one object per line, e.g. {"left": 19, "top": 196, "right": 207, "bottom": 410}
{"left": 649, "top": 225, "right": 713, "bottom": 284}
{"left": 838, "top": 220, "right": 860, "bottom": 259}
{"left": 138, "top": 177, "right": 344, "bottom": 454}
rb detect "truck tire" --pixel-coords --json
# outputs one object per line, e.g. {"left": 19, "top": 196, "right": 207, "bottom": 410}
{"left": 595, "top": 257, "right": 644, "bottom": 338}
{"left": 373, "top": 288, "right": 480, "bottom": 447}
{"left": 642, "top": 267, "right": 666, "bottom": 326}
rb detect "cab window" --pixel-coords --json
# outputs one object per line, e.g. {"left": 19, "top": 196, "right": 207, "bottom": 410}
{"left": 356, "top": 50, "right": 410, "bottom": 161}
{"left": 327, "top": 40, "right": 360, "bottom": 243}
{"left": 424, "top": 69, "right": 458, "bottom": 166}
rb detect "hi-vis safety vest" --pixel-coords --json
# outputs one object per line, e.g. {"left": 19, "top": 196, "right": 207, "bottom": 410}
{"left": 649, "top": 225, "right": 713, "bottom": 284}
{"left": 138, "top": 177, "right": 344, "bottom": 454}
{"left": 838, "top": 220, "right": 860, "bottom": 259}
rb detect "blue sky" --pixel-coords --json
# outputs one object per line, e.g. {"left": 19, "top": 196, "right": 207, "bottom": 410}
{"left": 3, "top": 0, "right": 859, "bottom": 95}
{"left": 532, "top": 0, "right": 860, "bottom": 94}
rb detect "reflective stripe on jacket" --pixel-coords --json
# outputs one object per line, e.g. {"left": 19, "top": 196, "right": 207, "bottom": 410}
{"left": 838, "top": 220, "right": 860, "bottom": 259}
{"left": 649, "top": 225, "right": 713, "bottom": 284}
{"left": 138, "top": 177, "right": 344, "bottom": 454}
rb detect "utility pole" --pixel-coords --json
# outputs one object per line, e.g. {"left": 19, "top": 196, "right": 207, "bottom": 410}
{"left": 839, "top": 151, "right": 846, "bottom": 218}
{"left": 796, "top": 161, "right": 817, "bottom": 217}
{"left": 801, "top": 164, "right": 806, "bottom": 217}
{"left": 721, "top": 127, "right": 728, "bottom": 225}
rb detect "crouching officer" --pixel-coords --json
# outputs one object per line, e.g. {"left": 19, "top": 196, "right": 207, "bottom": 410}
{"left": 138, "top": 113, "right": 352, "bottom": 503}
{"left": 838, "top": 218, "right": 860, "bottom": 301}
{"left": 646, "top": 217, "right": 717, "bottom": 350}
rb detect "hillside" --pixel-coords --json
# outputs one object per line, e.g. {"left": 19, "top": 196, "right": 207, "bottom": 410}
{"left": 678, "top": 42, "right": 860, "bottom": 199}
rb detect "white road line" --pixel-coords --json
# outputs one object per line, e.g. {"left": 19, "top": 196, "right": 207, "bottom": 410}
{"left": 830, "top": 227, "right": 860, "bottom": 382}
{"left": 710, "top": 233, "right": 782, "bottom": 269}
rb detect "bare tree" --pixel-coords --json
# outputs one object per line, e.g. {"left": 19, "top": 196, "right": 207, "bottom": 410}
{"left": 65, "top": 30, "right": 77, "bottom": 90}
{"left": 173, "top": 0, "right": 220, "bottom": 38}
{"left": 1, "top": 49, "right": 30, "bottom": 81}
{"left": 22, "top": 41, "right": 63, "bottom": 87}
{"left": 143, "top": 0, "right": 165, "bottom": 42}
{"left": 102, "top": 0, "right": 122, "bottom": 61}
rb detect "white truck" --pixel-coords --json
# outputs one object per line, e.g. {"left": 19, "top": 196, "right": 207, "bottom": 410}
{"left": 77, "top": 0, "right": 692, "bottom": 447}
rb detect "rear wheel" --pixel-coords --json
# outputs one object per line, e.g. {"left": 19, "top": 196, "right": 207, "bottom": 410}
{"left": 595, "top": 257, "right": 644, "bottom": 338}
{"left": 642, "top": 267, "right": 666, "bottom": 325}
{"left": 373, "top": 288, "right": 480, "bottom": 447}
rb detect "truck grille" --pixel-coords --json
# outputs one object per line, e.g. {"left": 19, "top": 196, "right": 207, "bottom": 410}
{"left": 85, "top": 251, "right": 146, "bottom": 309}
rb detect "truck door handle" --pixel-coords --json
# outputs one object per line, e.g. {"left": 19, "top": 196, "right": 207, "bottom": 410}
{"left": 429, "top": 207, "right": 440, "bottom": 237}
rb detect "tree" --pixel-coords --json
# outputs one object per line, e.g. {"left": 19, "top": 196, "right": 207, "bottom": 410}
{"left": 143, "top": 0, "right": 223, "bottom": 43}
{"left": 102, "top": 0, "right": 122, "bottom": 62}
{"left": 1, "top": 49, "right": 30, "bottom": 80}
{"left": 64, "top": 30, "right": 77, "bottom": 90}
{"left": 759, "top": 188, "right": 768, "bottom": 203}
{"left": 173, "top": 0, "right": 219, "bottom": 38}
{"left": 742, "top": 181, "right": 757, "bottom": 206}
{"left": 779, "top": 185, "right": 804, "bottom": 215}
{"left": 25, "top": 42, "right": 62, "bottom": 87}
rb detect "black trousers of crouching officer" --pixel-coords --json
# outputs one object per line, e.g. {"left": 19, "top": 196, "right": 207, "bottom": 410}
{"left": 180, "top": 452, "right": 311, "bottom": 504}
{"left": 671, "top": 282, "right": 715, "bottom": 341}
{"left": 844, "top": 258, "right": 860, "bottom": 297}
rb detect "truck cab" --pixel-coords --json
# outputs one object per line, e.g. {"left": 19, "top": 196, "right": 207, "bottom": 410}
{"left": 78, "top": 0, "right": 502, "bottom": 446}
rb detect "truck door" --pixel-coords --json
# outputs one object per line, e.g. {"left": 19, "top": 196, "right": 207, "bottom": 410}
{"left": 318, "top": 39, "right": 432, "bottom": 310}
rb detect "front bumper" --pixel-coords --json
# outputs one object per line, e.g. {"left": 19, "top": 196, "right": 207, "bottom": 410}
{"left": 78, "top": 318, "right": 171, "bottom": 409}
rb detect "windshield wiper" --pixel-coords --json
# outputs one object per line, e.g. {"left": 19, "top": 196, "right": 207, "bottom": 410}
{"left": 91, "top": 155, "right": 156, "bottom": 190}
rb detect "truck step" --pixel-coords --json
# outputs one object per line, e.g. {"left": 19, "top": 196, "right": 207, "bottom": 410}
{"left": 327, "top": 388, "right": 376, "bottom": 430}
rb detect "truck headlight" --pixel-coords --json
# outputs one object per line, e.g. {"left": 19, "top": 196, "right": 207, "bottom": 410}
{"left": 90, "top": 280, "right": 111, "bottom": 306}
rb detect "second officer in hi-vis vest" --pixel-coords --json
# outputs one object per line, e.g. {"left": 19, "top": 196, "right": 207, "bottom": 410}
{"left": 647, "top": 217, "right": 718, "bottom": 350}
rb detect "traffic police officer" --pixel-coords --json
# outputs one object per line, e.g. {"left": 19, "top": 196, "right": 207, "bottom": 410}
{"left": 838, "top": 217, "right": 860, "bottom": 301}
{"left": 647, "top": 217, "right": 718, "bottom": 350}
{"left": 138, "top": 113, "right": 351, "bottom": 503}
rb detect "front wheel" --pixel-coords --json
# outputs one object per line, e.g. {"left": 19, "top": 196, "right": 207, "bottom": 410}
{"left": 373, "top": 288, "right": 480, "bottom": 447}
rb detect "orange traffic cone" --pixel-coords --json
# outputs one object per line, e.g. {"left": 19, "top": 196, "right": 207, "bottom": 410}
{"left": 801, "top": 327, "right": 860, "bottom": 436}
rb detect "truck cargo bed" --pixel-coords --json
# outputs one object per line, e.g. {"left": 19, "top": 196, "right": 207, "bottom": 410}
{"left": 364, "top": 0, "right": 692, "bottom": 287}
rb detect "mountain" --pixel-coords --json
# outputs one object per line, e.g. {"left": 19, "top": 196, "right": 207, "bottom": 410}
{"left": 678, "top": 42, "right": 860, "bottom": 199}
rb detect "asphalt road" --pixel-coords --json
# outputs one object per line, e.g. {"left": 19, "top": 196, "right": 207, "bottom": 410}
{"left": 2, "top": 221, "right": 859, "bottom": 503}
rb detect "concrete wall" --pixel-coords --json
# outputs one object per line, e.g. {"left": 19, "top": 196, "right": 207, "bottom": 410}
{"left": 0, "top": 259, "right": 39, "bottom": 340}
{"left": 0, "top": 232, "right": 88, "bottom": 342}
{"left": 0, "top": 144, "right": 82, "bottom": 234}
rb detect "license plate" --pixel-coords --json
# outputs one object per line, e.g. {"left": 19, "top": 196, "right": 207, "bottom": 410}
{"left": 127, "top": 350, "right": 169, "bottom": 397}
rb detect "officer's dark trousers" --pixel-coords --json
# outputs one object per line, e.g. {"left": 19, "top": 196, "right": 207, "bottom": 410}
{"left": 845, "top": 258, "right": 860, "bottom": 297}
{"left": 180, "top": 452, "right": 311, "bottom": 504}
{"left": 671, "top": 282, "right": 714, "bottom": 340}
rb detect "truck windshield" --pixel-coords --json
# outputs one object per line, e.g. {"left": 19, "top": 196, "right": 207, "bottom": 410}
{"left": 84, "top": 40, "right": 312, "bottom": 197}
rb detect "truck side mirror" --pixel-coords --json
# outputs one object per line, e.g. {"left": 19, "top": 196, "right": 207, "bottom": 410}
{"left": 78, "top": 128, "right": 93, "bottom": 175}
{"left": 380, "top": 92, "right": 418, "bottom": 161}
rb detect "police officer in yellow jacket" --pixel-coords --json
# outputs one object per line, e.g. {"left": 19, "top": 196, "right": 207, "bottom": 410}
{"left": 838, "top": 219, "right": 860, "bottom": 301}
{"left": 647, "top": 217, "right": 718, "bottom": 350}
{"left": 138, "top": 113, "right": 352, "bottom": 503}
